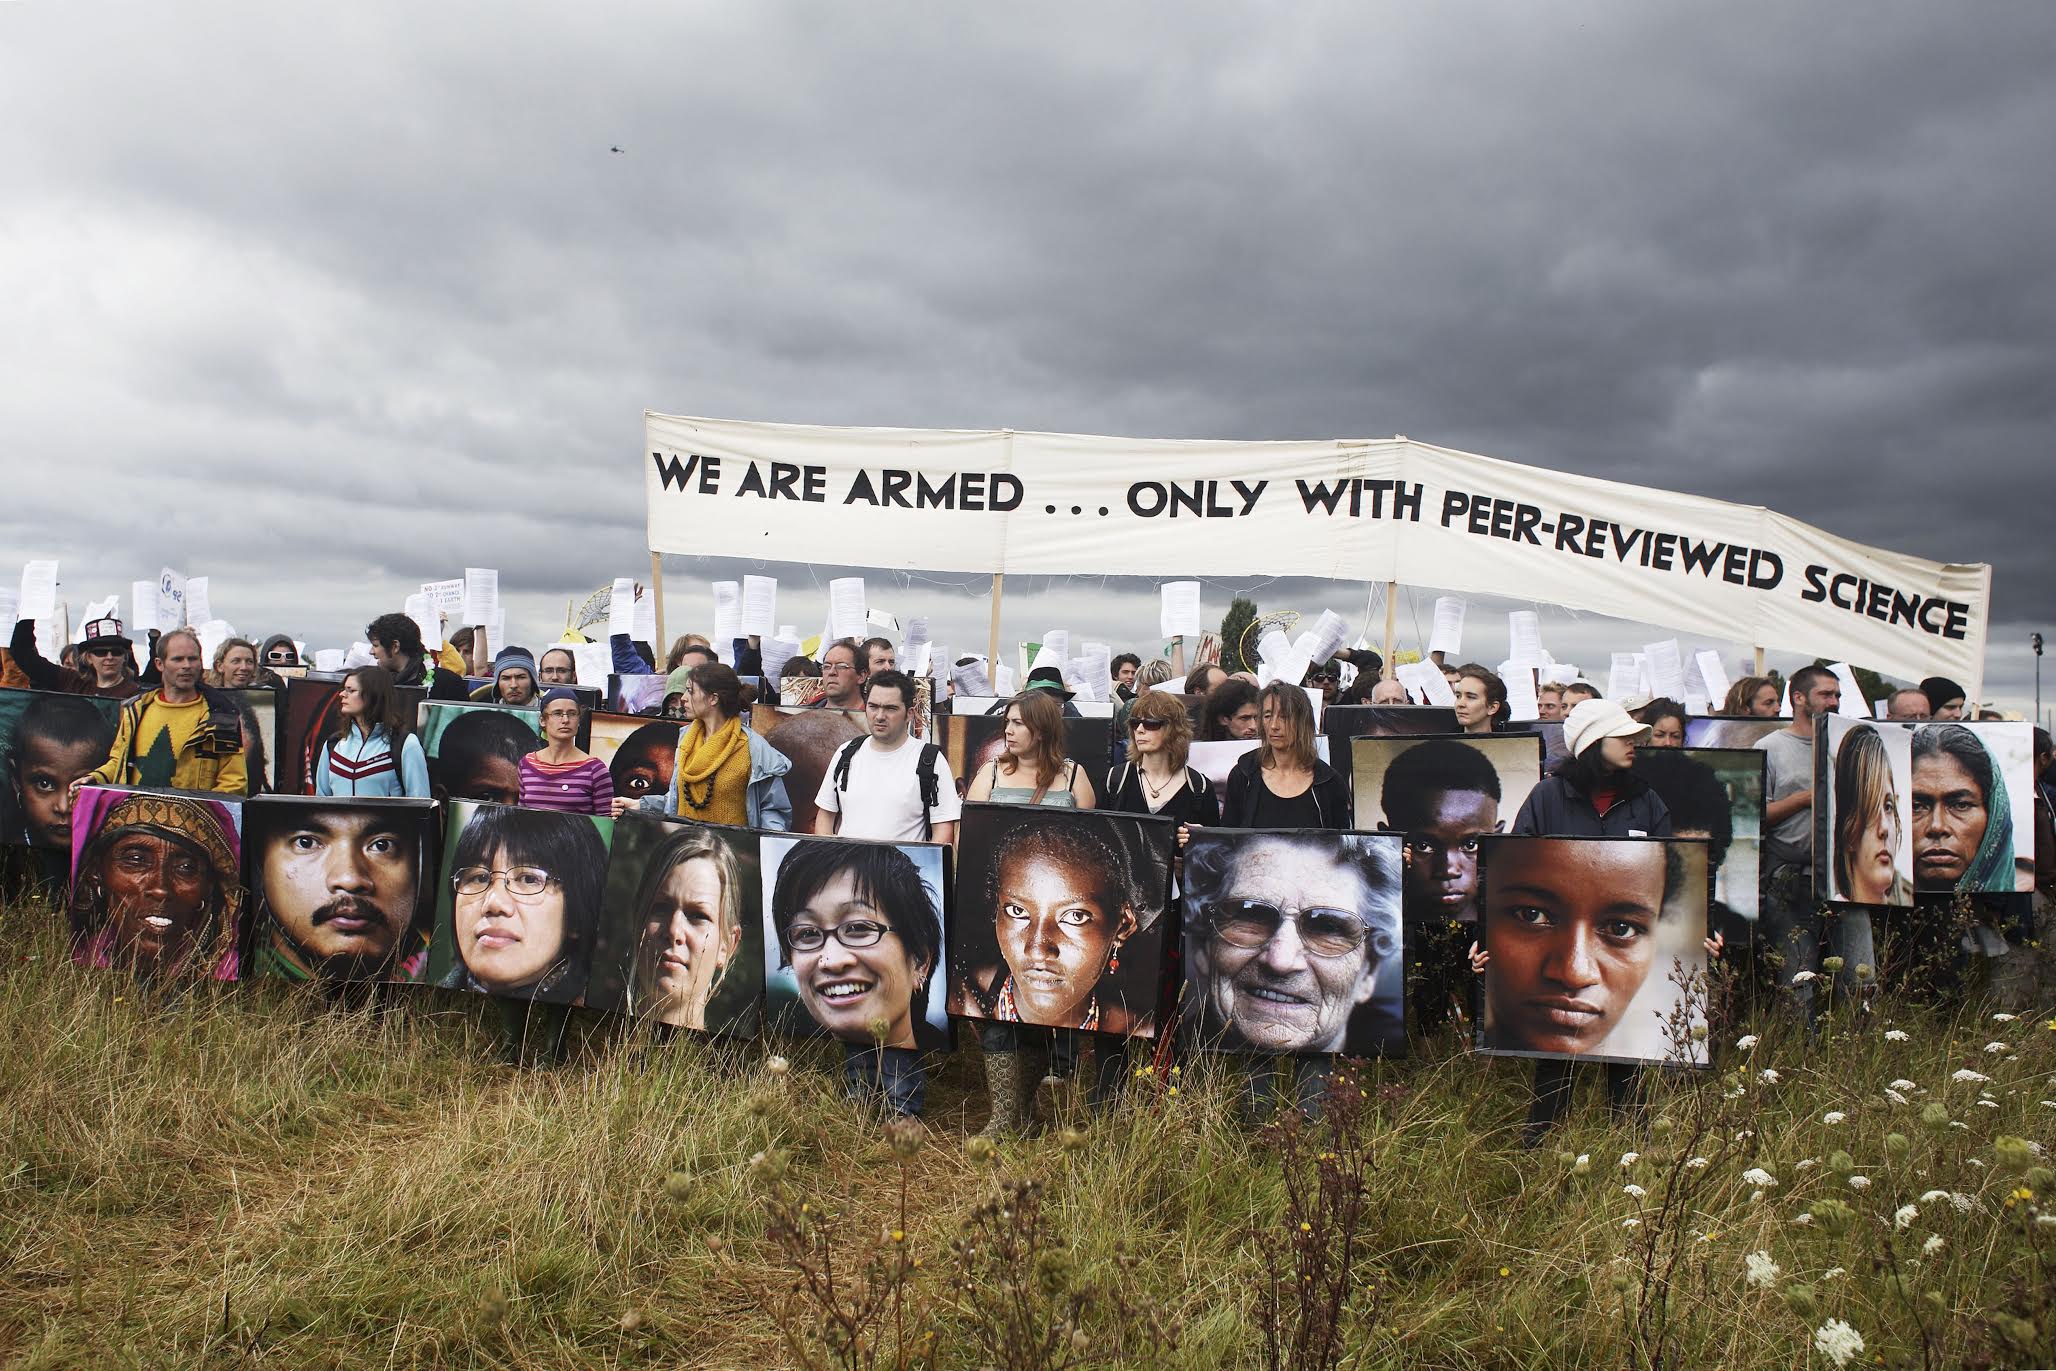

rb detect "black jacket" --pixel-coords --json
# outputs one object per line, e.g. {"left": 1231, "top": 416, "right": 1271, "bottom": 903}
{"left": 1221, "top": 751, "right": 1352, "bottom": 831}
{"left": 1511, "top": 773, "right": 1672, "bottom": 838}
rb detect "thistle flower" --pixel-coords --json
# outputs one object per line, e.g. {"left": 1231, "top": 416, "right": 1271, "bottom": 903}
{"left": 1920, "top": 1103, "right": 1951, "bottom": 1131}
{"left": 1884, "top": 1132, "right": 1910, "bottom": 1160}
{"left": 1809, "top": 1198, "right": 1857, "bottom": 1235}
{"left": 1821, "top": 956, "right": 1845, "bottom": 973}
{"left": 1993, "top": 1136, "right": 2037, "bottom": 1173}
{"left": 1827, "top": 1150, "right": 1855, "bottom": 1175}
{"left": 1817, "top": 1315, "right": 1866, "bottom": 1364}
{"left": 1744, "top": 1250, "right": 1780, "bottom": 1288}
{"left": 1784, "top": 1283, "right": 1818, "bottom": 1318}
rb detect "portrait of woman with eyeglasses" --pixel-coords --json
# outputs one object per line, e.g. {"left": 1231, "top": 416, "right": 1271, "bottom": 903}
{"left": 764, "top": 835, "right": 947, "bottom": 1050}
{"left": 950, "top": 806, "right": 1174, "bottom": 1036}
{"left": 435, "top": 801, "right": 611, "bottom": 1005}
{"left": 1179, "top": 829, "right": 1405, "bottom": 1056}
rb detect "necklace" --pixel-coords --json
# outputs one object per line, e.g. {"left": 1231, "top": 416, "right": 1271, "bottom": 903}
{"left": 1138, "top": 764, "right": 1180, "bottom": 803}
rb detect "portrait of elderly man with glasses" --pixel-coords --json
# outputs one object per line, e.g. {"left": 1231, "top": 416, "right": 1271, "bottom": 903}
{"left": 1182, "top": 830, "right": 1404, "bottom": 1055}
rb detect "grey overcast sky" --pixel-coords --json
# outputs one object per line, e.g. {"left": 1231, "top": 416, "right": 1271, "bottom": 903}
{"left": 2, "top": 3, "right": 2051, "bottom": 712}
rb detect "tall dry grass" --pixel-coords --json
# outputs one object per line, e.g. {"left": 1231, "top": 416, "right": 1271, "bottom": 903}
{"left": 1, "top": 885, "right": 2051, "bottom": 1369}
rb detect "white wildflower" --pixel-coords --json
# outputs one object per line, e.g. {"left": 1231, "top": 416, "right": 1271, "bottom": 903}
{"left": 1951, "top": 1121, "right": 1970, "bottom": 1131}
{"left": 1921, "top": 1233, "right": 1945, "bottom": 1255}
{"left": 1822, "top": 1111, "right": 1845, "bottom": 1125}
{"left": 1622, "top": 1217, "right": 1641, "bottom": 1229}
{"left": 1977, "top": 1099, "right": 2000, "bottom": 1110}
{"left": 1893, "top": 1204, "right": 1917, "bottom": 1229}
{"left": 1822, "top": 1266, "right": 1847, "bottom": 1280}
{"left": 1884, "top": 1029, "right": 1909, "bottom": 1042}
{"left": 1790, "top": 1213, "right": 1814, "bottom": 1227}
{"left": 1573, "top": 1153, "right": 1591, "bottom": 1175}
{"left": 1984, "top": 1041, "right": 2009, "bottom": 1055}
{"left": 1966, "top": 1158, "right": 1985, "bottom": 1168}
{"left": 1920, "top": 1189, "right": 1950, "bottom": 1203}
{"left": 1991, "top": 1012, "right": 2016, "bottom": 1022}
{"left": 1742, "top": 1167, "right": 1778, "bottom": 1188}
{"left": 2037, "top": 1214, "right": 2056, "bottom": 1229}
{"left": 1760, "top": 1068, "right": 1782, "bottom": 1084}
{"left": 1949, "top": 1192, "right": 1976, "bottom": 1213}
{"left": 1623, "top": 1183, "right": 1647, "bottom": 1199}
{"left": 1796, "top": 1158, "right": 1818, "bottom": 1171}
{"left": 1620, "top": 1151, "right": 1640, "bottom": 1168}
{"left": 1889, "top": 1079, "right": 1918, "bottom": 1091}
{"left": 1791, "top": 970, "right": 1818, "bottom": 984}
{"left": 1686, "top": 1156, "right": 1709, "bottom": 1169}
{"left": 1743, "top": 1250, "right": 1780, "bottom": 1288}
{"left": 1952, "top": 1069, "right": 1991, "bottom": 1084}
{"left": 1847, "top": 1175, "right": 1871, "bottom": 1191}
{"left": 1736, "top": 1034, "right": 1759, "bottom": 1050}
{"left": 1885, "top": 1088, "right": 1910, "bottom": 1106}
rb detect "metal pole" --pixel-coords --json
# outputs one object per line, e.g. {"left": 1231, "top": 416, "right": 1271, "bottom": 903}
{"left": 2033, "top": 632, "right": 2043, "bottom": 726}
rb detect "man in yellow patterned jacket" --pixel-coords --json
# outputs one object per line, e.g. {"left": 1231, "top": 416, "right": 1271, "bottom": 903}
{"left": 75, "top": 627, "right": 248, "bottom": 796}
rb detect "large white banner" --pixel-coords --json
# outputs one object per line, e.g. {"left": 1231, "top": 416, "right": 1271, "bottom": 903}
{"left": 645, "top": 414, "right": 1991, "bottom": 689}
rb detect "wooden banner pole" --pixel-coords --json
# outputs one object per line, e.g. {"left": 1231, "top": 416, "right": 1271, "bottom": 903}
{"left": 649, "top": 550, "right": 667, "bottom": 662}
{"left": 1381, "top": 580, "right": 1399, "bottom": 678}
{"left": 986, "top": 573, "right": 1005, "bottom": 687}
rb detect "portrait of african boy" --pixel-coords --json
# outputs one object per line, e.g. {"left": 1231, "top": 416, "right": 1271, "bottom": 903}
{"left": 1352, "top": 734, "right": 1543, "bottom": 925}
{"left": 0, "top": 688, "right": 119, "bottom": 850}
{"left": 242, "top": 795, "right": 438, "bottom": 983}
{"left": 67, "top": 785, "right": 245, "bottom": 982}
{"left": 949, "top": 804, "right": 1173, "bottom": 1037}
{"left": 584, "top": 713, "right": 680, "bottom": 809}
{"left": 418, "top": 701, "right": 542, "bottom": 806}
{"left": 585, "top": 812, "right": 762, "bottom": 1037}
{"left": 425, "top": 800, "right": 612, "bottom": 1005}
{"left": 1180, "top": 829, "right": 1405, "bottom": 1057}
{"left": 1635, "top": 747, "right": 1763, "bottom": 945}
{"left": 1477, "top": 835, "right": 1710, "bottom": 1068}
{"left": 761, "top": 833, "right": 950, "bottom": 1051}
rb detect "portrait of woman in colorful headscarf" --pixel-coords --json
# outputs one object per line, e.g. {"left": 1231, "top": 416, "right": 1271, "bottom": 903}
{"left": 67, "top": 790, "right": 244, "bottom": 980}
{"left": 1911, "top": 724, "right": 2029, "bottom": 894}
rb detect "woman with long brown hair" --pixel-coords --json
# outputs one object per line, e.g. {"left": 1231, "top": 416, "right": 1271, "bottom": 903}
{"left": 314, "top": 665, "right": 428, "bottom": 797}
{"left": 1721, "top": 675, "right": 1782, "bottom": 718}
{"left": 965, "top": 689, "right": 1095, "bottom": 808}
{"left": 1220, "top": 683, "right": 1349, "bottom": 830}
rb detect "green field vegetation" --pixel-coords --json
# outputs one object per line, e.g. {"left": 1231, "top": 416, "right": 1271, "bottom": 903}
{"left": 1, "top": 889, "right": 2052, "bottom": 1370}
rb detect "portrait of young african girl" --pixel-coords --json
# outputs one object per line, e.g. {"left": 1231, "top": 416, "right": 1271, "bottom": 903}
{"left": 68, "top": 786, "right": 246, "bottom": 981}
{"left": 1475, "top": 835, "right": 1711, "bottom": 1067}
{"left": 418, "top": 702, "right": 542, "bottom": 806}
{"left": 0, "top": 688, "right": 119, "bottom": 851}
{"left": 761, "top": 834, "right": 950, "bottom": 1051}
{"left": 950, "top": 804, "right": 1174, "bottom": 1036}
{"left": 428, "top": 800, "right": 611, "bottom": 1005}
{"left": 584, "top": 813, "right": 761, "bottom": 1036}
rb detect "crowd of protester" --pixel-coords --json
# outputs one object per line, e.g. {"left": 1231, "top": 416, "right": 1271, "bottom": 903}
{"left": 3, "top": 600, "right": 2048, "bottom": 1140}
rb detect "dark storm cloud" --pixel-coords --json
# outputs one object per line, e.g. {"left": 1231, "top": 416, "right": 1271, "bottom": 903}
{"left": 0, "top": 2, "right": 2050, "bottom": 701}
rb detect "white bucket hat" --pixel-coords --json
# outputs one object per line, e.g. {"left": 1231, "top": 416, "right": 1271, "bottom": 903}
{"left": 1562, "top": 698, "right": 1651, "bottom": 758}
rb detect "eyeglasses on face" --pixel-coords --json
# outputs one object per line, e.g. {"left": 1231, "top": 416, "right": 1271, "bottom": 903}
{"left": 1128, "top": 717, "right": 1168, "bottom": 733}
{"left": 452, "top": 866, "right": 557, "bottom": 899}
{"left": 1206, "top": 899, "right": 1386, "bottom": 960}
{"left": 786, "top": 919, "right": 893, "bottom": 952}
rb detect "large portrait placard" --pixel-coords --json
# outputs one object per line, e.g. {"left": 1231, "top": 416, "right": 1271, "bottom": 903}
{"left": 1350, "top": 734, "right": 1543, "bottom": 927}
{"left": 1814, "top": 715, "right": 1915, "bottom": 908}
{"left": 949, "top": 804, "right": 1174, "bottom": 1038}
{"left": 1477, "top": 836, "right": 1710, "bottom": 1068}
{"left": 0, "top": 687, "right": 120, "bottom": 850}
{"left": 587, "top": 813, "right": 761, "bottom": 1036}
{"left": 1180, "top": 828, "right": 1405, "bottom": 1057}
{"left": 1635, "top": 748, "right": 1765, "bottom": 938}
{"left": 68, "top": 785, "right": 245, "bottom": 982}
{"left": 241, "top": 795, "right": 439, "bottom": 983}
{"left": 760, "top": 833, "right": 951, "bottom": 1051}
{"left": 427, "top": 801, "right": 612, "bottom": 1005}
{"left": 419, "top": 702, "right": 541, "bottom": 805}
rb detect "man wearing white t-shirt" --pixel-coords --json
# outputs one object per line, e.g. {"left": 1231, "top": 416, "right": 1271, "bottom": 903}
{"left": 809, "top": 668, "right": 959, "bottom": 1119}
{"left": 813, "top": 670, "right": 960, "bottom": 846}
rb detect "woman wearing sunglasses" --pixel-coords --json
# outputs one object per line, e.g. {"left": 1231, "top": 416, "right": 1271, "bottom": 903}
{"left": 1105, "top": 688, "right": 1220, "bottom": 829}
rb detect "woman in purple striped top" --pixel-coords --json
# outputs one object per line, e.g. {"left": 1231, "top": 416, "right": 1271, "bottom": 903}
{"left": 518, "top": 689, "right": 614, "bottom": 815}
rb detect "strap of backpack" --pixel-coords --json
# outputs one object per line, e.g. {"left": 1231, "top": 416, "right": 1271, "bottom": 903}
{"left": 830, "top": 737, "right": 864, "bottom": 795}
{"left": 917, "top": 742, "right": 942, "bottom": 841}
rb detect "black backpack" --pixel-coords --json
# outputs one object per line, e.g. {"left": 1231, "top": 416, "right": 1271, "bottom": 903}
{"left": 830, "top": 737, "right": 945, "bottom": 840}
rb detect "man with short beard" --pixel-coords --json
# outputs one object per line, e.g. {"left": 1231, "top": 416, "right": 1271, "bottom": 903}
{"left": 77, "top": 628, "right": 247, "bottom": 795}
{"left": 250, "top": 804, "right": 425, "bottom": 980}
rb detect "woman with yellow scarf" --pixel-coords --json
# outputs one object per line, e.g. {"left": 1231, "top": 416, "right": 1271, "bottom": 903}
{"left": 613, "top": 662, "right": 792, "bottom": 831}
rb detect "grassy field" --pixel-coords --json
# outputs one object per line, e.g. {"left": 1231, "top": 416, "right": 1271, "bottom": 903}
{"left": 1, "top": 886, "right": 2052, "bottom": 1370}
